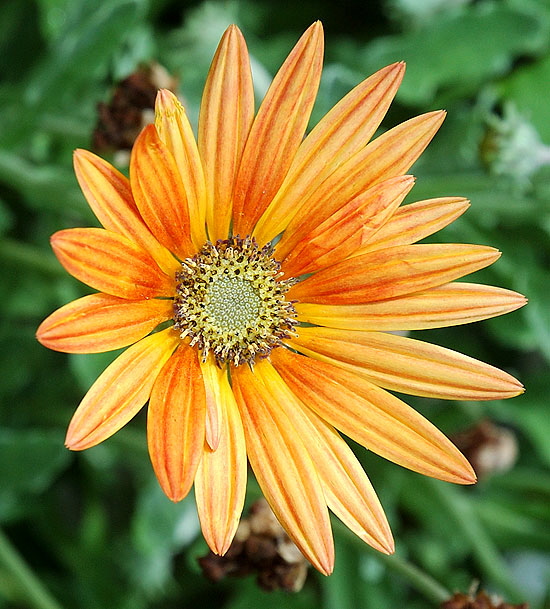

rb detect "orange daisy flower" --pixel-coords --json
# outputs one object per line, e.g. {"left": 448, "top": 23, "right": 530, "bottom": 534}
{"left": 37, "top": 23, "right": 526, "bottom": 575}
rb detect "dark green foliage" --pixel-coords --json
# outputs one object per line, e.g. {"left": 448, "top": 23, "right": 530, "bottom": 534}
{"left": 0, "top": 1, "right": 548, "bottom": 608}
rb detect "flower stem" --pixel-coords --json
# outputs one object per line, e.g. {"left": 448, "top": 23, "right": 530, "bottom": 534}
{"left": 423, "top": 478, "right": 524, "bottom": 601}
{"left": 0, "top": 527, "right": 65, "bottom": 609}
{"left": 335, "top": 520, "right": 450, "bottom": 605}
{"left": 376, "top": 551, "right": 451, "bottom": 604}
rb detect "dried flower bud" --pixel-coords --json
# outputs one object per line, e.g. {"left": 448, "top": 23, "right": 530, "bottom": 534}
{"left": 92, "top": 63, "right": 178, "bottom": 162}
{"left": 198, "top": 498, "right": 309, "bottom": 592}
{"left": 441, "top": 589, "right": 528, "bottom": 609}
{"left": 452, "top": 419, "right": 518, "bottom": 479}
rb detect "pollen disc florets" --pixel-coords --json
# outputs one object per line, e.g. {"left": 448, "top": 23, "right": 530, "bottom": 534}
{"left": 173, "top": 236, "right": 299, "bottom": 366}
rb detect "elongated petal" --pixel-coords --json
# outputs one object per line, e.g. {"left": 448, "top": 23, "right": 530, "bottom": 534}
{"left": 271, "top": 348, "right": 476, "bottom": 484}
{"left": 354, "top": 197, "right": 470, "bottom": 255}
{"left": 198, "top": 25, "right": 254, "bottom": 242}
{"left": 289, "top": 327, "right": 524, "bottom": 400}
{"left": 232, "top": 361, "right": 334, "bottom": 575}
{"left": 281, "top": 175, "right": 414, "bottom": 276}
{"left": 51, "top": 228, "right": 174, "bottom": 299}
{"left": 256, "top": 361, "right": 393, "bottom": 554}
{"left": 66, "top": 328, "right": 179, "bottom": 450}
{"left": 148, "top": 344, "right": 206, "bottom": 501}
{"left": 195, "top": 367, "right": 247, "bottom": 555}
{"left": 36, "top": 293, "right": 173, "bottom": 353}
{"left": 155, "top": 89, "right": 207, "bottom": 247}
{"left": 290, "top": 243, "right": 500, "bottom": 304}
{"left": 73, "top": 149, "right": 179, "bottom": 276}
{"left": 254, "top": 62, "right": 405, "bottom": 244}
{"left": 200, "top": 357, "right": 223, "bottom": 450}
{"left": 277, "top": 111, "right": 445, "bottom": 259}
{"left": 296, "top": 283, "right": 527, "bottom": 331}
{"left": 130, "top": 124, "right": 194, "bottom": 259}
{"left": 232, "top": 22, "right": 324, "bottom": 236}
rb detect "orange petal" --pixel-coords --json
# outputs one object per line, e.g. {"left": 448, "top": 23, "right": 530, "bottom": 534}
{"left": 130, "top": 124, "right": 194, "bottom": 260}
{"left": 51, "top": 228, "right": 174, "bottom": 299}
{"left": 232, "top": 22, "right": 324, "bottom": 236}
{"left": 256, "top": 361, "right": 393, "bottom": 554}
{"left": 289, "top": 327, "right": 524, "bottom": 400}
{"left": 254, "top": 62, "right": 406, "bottom": 244}
{"left": 195, "top": 366, "right": 247, "bottom": 555}
{"left": 289, "top": 243, "right": 500, "bottom": 304}
{"left": 147, "top": 344, "right": 206, "bottom": 501}
{"left": 271, "top": 348, "right": 476, "bottom": 485}
{"left": 73, "top": 149, "right": 180, "bottom": 276}
{"left": 66, "top": 328, "right": 179, "bottom": 451}
{"left": 281, "top": 175, "right": 414, "bottom": 276}
{"left": 355, "top": 197, "right": 470, "bottom": 255}
{"left": 36, "top": 293, "right": 173, "bottom": 353}
{"left": 232, "top": 361, "right": 334, "bottom": 575}
{"left": 198, "top": 25, "right": 254, "bottom": 242}
{"left": 276, "top": 111, "right": 445, "bottom": 259}
{"left": 296, "top": 282, "right": 527, "bottom": 331}
{"left": 200, "top": 357, "right": 223, "bottom": 451}
{"left": 155, "top": 89, "right": 207, "bottom": 248}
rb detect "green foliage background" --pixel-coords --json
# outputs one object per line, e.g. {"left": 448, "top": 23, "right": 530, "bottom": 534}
{"left": 1, "top": 0, "right": 549, "bottom": 607}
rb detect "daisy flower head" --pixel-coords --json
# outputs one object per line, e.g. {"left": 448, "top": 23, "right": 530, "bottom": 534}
{"left": 37, "top": 22, "right": 526, "bottom": 575}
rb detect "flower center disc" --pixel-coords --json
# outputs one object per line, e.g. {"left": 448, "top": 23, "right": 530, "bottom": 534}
{"left": 173, "top": 237, "right": 298, "bottom": 366}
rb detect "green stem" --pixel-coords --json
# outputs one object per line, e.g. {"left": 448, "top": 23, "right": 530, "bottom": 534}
{"left": 377, "top": 551, "right": 451, "bottom": 604}
{"left": 335, "top": 521, "right": 450, "bottom": 605}
{"left": 0, "top": 527, "right": 65, "bottom": 609}
{"left": 423, "top": 478, "right": 524, "bottom": 601}
{"left": 0, "top": 238, "right": 64, "bottom": 276}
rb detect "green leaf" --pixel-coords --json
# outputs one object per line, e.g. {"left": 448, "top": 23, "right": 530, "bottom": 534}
{"left": 360, "top": 3, "right": 550, "bottom": 106}
{"left": 128, "top": 482, "right": 200, "bottom": 592}
{"left": 0, "top": 429, "right": 70, "bottom": 522}
{"left": 68, "top": 350, "right": 121, "bottom": 394}
{"left": 500, "top": 53, "right": 550, "bottom": 142}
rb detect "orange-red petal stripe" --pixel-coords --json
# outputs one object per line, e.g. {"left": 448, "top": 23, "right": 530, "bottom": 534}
{"left": 73, "top": 149, "right": 180, "bottom": 276}
{"left": 155, "top": 89, "right": 207, "bottom": 247}
{"left": 36, "top": 293, "right": 173, "bottom": 353}
{"left": 355, "top": 197, "right": 470, "bottom": 255}
{"left": 254, "top": 62, "right": 405, "bottom": 244}
{"left": 289, "top": 327, "right": 524, "bottom": 400}
{"left": 256, "top": 361, "right": 393, "bottom": 554}
{"left": 200, "top": 357, "right": 223, "bottom": 451}
{"left": 147, "top": 344, "right": 206, "bottom": 502}
{"left": 66, "top": 328, "right": 179, "bottom": 451}
{"left": 281, "top": 175, "right": 414, "bottom": 276}
{"left": 198, "top": 25, "right": 254, "bottom": 242}
{"left": 51, "top": 228, "right": 174, "bottom": 299}
{"left": 271, "top": 348, "right": 476, "bottom": 484}
{"left": 232, "top": 22, "right": 324, "bottom": 236}
{"left": 277, "top": 111, "right": 445, "bottom": 258}
{"left": 130, "top": 124, "right": 194, "bottom": 260}
{"left": 195, "top": 366, "right": 247, "bottom": 555}
{"left": 289, "top": 243, "right": 500, "bottom": 305}
{"left": 295, "top": 282, "right": 527, "bottom": 331}
{"left": 232, "top": 361, "right": 335, "bottom": 575}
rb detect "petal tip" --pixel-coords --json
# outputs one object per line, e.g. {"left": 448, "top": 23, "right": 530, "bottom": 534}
{"left": 454, "top": 461, "right": 477, "bottom": 485}
{"left": 65, "top": 434, "right": 85, "bottom": 452}
{"left": 379, "top": 537, "right": 395, "bottom": 555}
{"left": 317, "top": 557, "right": 334, "bottom": 577}
{"left": 166, "top": 489, "right": 186, "bottom": 503}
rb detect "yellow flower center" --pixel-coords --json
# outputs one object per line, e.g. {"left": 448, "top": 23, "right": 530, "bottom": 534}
{"left": 173, "top": 237, "right": 298, "bottom": 366}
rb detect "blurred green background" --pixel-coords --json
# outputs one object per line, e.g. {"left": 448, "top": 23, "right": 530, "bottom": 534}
{"left": 1, "top": 0, "right": 549, "bottom": 607}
